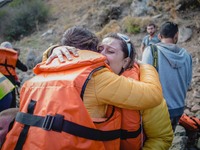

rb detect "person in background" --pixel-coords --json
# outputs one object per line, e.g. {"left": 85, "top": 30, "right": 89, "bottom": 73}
{"left": 142, "top": 21, "right": 192, "bottom": 131}
{"left": 0, "top": 41, "right": 28, "bottom": 108}
{"left": 2, "top": 27, "right": 164, "bottom": 150}
{"left": 45, "top": 27, "right": 173, "bottom": 149}
{"left": 0, "top": 73, "right": 15, "bottom": 112}
{"left": 140, "top": 23, "right": 160, "bottom": 53}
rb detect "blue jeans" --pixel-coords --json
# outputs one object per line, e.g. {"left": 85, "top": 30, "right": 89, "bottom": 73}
{"left": 0, "top": 92, "right": 12, "bottom": 112}
{"left": 171, "top": 116, "right": 182, "bottom": 131}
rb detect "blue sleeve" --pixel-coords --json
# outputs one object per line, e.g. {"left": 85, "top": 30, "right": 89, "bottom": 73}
{"left": 142, "top": 46, "right": 154, "bottom": 65}
{"left": 187, "top": 55, "right": 193, "bottom": 88}
{"left": 142, "top": 36, "right": 147, "bottom": 46}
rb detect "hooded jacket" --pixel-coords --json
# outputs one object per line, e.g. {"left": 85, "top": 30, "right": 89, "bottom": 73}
{"left": 142, "top": 42, "right": 192, "bottom": 118}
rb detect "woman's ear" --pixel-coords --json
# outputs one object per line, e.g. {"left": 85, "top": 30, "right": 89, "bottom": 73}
{"left": 123, "top": 57, "right": 131, "bottom": 69}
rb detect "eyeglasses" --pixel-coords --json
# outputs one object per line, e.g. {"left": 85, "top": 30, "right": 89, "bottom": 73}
{"left": 117, "top": 33, "right": 131, "bottom": 57}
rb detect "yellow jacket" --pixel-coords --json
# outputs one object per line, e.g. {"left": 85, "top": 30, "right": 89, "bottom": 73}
{"left": 141, "top": 100, "right": 173, "bottom": 150}
{"left": 122, "top": 64, "right": 173, "bottom": 149}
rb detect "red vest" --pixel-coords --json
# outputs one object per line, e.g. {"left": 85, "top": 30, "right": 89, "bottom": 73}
{"left": 0, "top": 48, "right": 17, "bottom": 76}
{"left": 120, "top": 63, "right": 143, "bottom": 150}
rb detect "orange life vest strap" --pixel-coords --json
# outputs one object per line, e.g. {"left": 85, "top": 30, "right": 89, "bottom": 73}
{"left": 15, "top": 112, "right": 121, "bottom": 141}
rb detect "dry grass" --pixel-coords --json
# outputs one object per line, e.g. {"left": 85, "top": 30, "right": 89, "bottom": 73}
{"left": 96, "top": 20, "right": 121, "bottom": 40}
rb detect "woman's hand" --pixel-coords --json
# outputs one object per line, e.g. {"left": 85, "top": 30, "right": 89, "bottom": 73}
{"left": 46, "top": 46, "right": 79, "bottom": 64}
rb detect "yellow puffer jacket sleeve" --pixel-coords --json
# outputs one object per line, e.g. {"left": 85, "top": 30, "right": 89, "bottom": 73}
{"left": 141, "top": 100, "right": 174, "bottom": 150}
{"left": 42, "top": 45, "right": 59, "bottom": 62}
{"left": 93, "top": 64, "right": 163, "bottom": 110}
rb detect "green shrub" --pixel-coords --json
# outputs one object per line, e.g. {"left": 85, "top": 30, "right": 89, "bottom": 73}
{"left": 122, "top": 16, "right": 152, "bottom": 34}
{"left": 122, "top": 16, "right": 141, "bottom": 34}
{"left": 126, "top": 24, "right": 140, "bottom": 34}
{"left": 0, "top": 0, "right": 50, "bottom": 41}
{"left": 8, "top": 0, "right": 25, "bottom": 7}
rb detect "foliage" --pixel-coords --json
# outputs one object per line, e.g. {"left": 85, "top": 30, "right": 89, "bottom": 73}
{"left": 122, "top": 16, "right": 151, "bottom": 34}
{"left": 8, "top": 0, "right": 25, "bottom": 7}
{"left": 0, "top": 0, "right": 50, "bottom": 41}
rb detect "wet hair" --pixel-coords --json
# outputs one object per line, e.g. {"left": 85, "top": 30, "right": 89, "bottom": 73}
{"left": 159, "top": 21, "right": 178, "bottom": 38}
{"left": 61, "top": 26, "right": 99, "bottom": 51}
{"left": 104, "top": 33, "right": 136, "bottom": 70}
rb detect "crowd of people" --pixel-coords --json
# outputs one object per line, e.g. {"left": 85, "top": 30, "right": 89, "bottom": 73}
{"left": 0, "top": 21, "right": 192, "bottom": 149}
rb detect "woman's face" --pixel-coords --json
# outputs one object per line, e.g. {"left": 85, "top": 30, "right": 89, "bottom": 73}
{"left": 98, "top": 37, "right": 130, "bottom": 74}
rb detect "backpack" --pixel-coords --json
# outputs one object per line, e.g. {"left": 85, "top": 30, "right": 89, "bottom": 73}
{"left": 179, "top": 114, "right": 200, "bottom": 132}
{"left": 150, "top": 44, "right": 158, "bottom": 71}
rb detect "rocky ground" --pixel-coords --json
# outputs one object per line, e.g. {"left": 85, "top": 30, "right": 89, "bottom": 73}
{"left": 5, "top": 0, "right": 200, "bottom": 149}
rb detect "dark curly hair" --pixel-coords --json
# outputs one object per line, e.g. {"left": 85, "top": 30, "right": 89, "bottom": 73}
{"left": 159, "top": 22, "right": 178, "bottom": 38}
{"left": 61, "top": 26, "right": 99, "bottom": 51}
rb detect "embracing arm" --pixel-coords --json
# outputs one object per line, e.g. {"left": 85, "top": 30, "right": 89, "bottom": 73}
{"left": 42, "top": 45, "right": 79, "bottom": 64}
{"left": 94, "top": 64, "right": 163, "bottom": 110}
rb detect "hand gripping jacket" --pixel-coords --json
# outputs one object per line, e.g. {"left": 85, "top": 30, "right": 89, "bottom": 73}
{"left": 0, "top": 48, "right": 18, "bottom": 77}
{"left": 120, "top": 63, "right": 143, "bottom": 150}
{"left": 2, "top": 50, "right": 123, "bottom": 150}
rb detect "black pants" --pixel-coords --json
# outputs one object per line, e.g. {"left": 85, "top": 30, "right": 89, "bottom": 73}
{"left": 171, "top": 116, "right": 181, "bottom": 131}
{"left": 10, "top": 89, "right": 16, "bottom": 108}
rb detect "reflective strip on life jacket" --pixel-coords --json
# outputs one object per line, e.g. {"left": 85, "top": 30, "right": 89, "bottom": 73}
{"left": 0, "top": 73, "right": 15, "bottom": 100}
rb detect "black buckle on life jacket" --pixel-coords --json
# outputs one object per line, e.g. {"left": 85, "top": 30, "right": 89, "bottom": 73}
{"left": 42, "top": 115, "right": 55, "bottom": 130}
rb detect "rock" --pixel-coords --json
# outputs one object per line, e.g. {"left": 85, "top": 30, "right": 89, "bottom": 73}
{"left": 26, "top": 50, "right": 37, "bottom": 69}
{"left": 191, "top": 104, "right": 200, "bottom": 112}
{"left": 130, "top": 0, "right": 154, "bottom": 17}
{"left": 41, "top": 29, "right": 54, "bottom": 38}
{"left": 194, "top": 90, "right": 200, "bottom": 98}
{"left": 196, "top": 137, "right": 200, "bottom": 149}
{"left": 174, "top": 125, "right": 187, "bottom": 136}
{"left": 169, "top": 135, "right": 188, "bottom": 150}
{"left": 152, "top": 14, "right": 163, "bottom": 19}
{"left": 184, "top": 109, "right": 194, "bottom": 116}
{"left": 178, "top": 27, "right": 193, "bottom": 43}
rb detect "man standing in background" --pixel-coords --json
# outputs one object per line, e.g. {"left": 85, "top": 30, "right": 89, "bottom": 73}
{"left": 142, "top": 21, "right": 192, "bottom": 130}
{"left": 140, "top": 23, "right": 160, "bottom": 53}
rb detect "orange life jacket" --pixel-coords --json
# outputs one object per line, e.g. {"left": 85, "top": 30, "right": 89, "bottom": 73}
{"left": 2, "top": 50, "right": 122, "bottom": 150}
{"left": 0, "top": 48, "right": 18, "bottom": 77}
{"left": 120, "top": 63, "right": 143, "bottom": 150}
